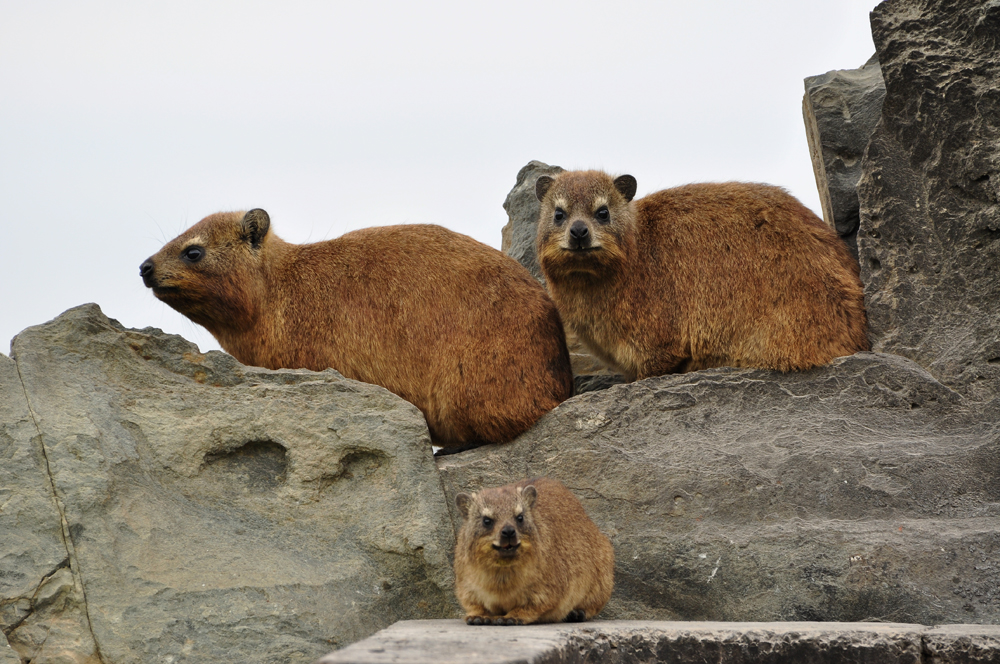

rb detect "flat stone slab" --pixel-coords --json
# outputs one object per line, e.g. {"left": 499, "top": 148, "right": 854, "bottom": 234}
{"left": 319, "top": 619, "right": 1000, "bottom": 664}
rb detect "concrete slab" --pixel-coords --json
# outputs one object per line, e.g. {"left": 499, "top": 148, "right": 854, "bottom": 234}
{"left": 318, "top": 619, "right": 1000, "bottom": 664}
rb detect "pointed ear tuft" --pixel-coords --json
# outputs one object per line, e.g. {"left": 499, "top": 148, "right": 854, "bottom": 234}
{"left": 535, "top": 176, "right": 555, "bottom": 202}
{"left": 242, "top": 209, "right": 270, "bottom": 248}
{"left": 520, "top": 485, "right": 537, "bottom": 509}
{"left": 456, "top": 493, "right": 473, "bottom": 519}
{"left": 613, "top": 175, "right": 637, "bottom": 202}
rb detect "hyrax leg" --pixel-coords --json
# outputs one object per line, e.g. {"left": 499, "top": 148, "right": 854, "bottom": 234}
{"left": 463, "top": 601, "right": 495, "bottom": 625}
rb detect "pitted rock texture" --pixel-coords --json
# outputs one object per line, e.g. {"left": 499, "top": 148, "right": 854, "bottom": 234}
{"left": 438, "top": 353, "right": 1000, "bottom": 625}
{"left": 858, "top": 0, "right": 1000, "bottom": 400}
{"left": 502, "top": 160, "right": 625, "bottom": 384}
{"left": 3, "top": 304, "right": 458, "bottom": 664}
{"left": 320, "top": 619, "right": 1000, "bottom": 664}
{"left": 803, "top": 54, "right": 886, "bottom": 258}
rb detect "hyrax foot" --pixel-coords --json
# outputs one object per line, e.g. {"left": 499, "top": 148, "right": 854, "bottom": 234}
{"left": 493, "top": 616, "right": 524, "bottom": 626}
{"left": 565, "top": 609, "right": 587, "bottom": 622}
{"left": 465, "top": 615, "right": 492, "bottom": 625}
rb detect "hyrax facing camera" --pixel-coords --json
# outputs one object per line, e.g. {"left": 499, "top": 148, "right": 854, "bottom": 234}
{"left": 453, "top": 477, "right": 614, "bottom": 625}
{"left": 140, "top": 210, "right": 573, "bottom": 447}
{"left": 535, "top": 171, "right": 869, "bottom": 379}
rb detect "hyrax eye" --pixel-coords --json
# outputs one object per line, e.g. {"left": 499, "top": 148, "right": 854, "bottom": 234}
{"left": 181, "top": 246, "right": 205, "bottom": 264}
{"left": 516, "top": 514, "right": 524, "bottom": 523}
{"left": 595, "top": 206, "right": 610, "bottom": 222}
{"left": 482, "top": 517, "right": 493, "bottom": 529}
{"left": 554, "top": 209, "right": 566, "bottom": 224}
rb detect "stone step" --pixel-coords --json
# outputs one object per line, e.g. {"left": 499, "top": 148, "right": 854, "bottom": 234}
{"left": 318, "top": 619, "right": 1000, "bottom": 664}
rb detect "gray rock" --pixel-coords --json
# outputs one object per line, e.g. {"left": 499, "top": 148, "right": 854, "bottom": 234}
{"left": 320, "top": 619, "right": 1000, "bottom": 664}
{"left": 0, "top": 633, "right": 18, "bottom": 664}
{"left": 803, "top": 54, "right": 886, "bottom": 258}
{"left": 437, "top": 353, "right": 1000, "bottom": 625}
{"left": 0, "top": 352, "right": 100, "bottom": 664}
{"left": 6, "top": 304, "right": 458, "bottom": 664}
{"left": 858, "top": 0, "right": 1000, "bottom": 400}
{"left": 501, "top": 160, "right": 623, "bottom": 383}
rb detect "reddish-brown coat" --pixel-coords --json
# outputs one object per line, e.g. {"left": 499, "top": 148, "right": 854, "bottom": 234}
{"left": 536, "top": 171, "right": 869, "bottom": 380}
{"left": 453, "top": 478, "right": 614, "bottom": 625}
{"left": 142, "top": 211, "right": 573, "bottom": 447}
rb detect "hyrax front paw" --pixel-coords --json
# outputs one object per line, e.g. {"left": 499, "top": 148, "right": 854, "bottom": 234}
{"left": 465, "top": 615, "right": 492, "bottom": 625}
{"left": 493, "top": 616, "right": 524, "bottom": 626}
{"left": 565, "top": 609, "right": 587, "bottom": 622}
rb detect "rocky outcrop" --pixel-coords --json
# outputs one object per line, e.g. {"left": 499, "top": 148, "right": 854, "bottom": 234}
{"left": 858, "top": 0, "right": 1000, "bottom": 401}
{"left": 803, "top": 54, "right": 886, "bottom": 258}
{"left": 320, "top": 619, "right": 1000, "bottom": 664}
{"left": 2, "top": 305, "right": 458, "bottom": 664}
{"left": 438, "top": 353, "right": 1000, "bottom": 625}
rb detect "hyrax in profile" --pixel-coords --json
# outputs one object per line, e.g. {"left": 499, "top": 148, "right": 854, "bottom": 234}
{"left": 535, "top": 171, "right": 869, "bottom": 379}
{"left": 453, "top": 477, "right": 614, "bottom": 625}
{"left": 140, "top": 210, "right": 573, "bottom": 447}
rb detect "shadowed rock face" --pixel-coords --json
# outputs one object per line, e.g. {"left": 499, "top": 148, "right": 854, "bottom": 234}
{"left": 438, "top": 353, "right": 1000, "bottom": 625}
{"left": 803, "top": 54, "right": 886, "bottom": 258}
{"left": 859, "top": 0, "right": 1000, "bottom": 401}
{"left": 2, "top": 304, "right": 458, "bottom": 664}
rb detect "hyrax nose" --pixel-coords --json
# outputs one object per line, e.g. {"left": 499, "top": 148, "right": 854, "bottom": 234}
{"left": 501, "top": 525, "right": 517, "bottom": 540}
{"left": 569, "top": 220, "right": 591, "bottom": 248}
{"left": 140, "top": 259, "right": 156, "bottom": 286}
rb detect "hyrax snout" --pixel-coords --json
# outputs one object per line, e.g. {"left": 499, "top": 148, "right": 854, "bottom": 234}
{"left": 141, "top": 210, "right": 574, "bottom": 447}
{"left": 453, "top": 477, "right": 614, "bottom": 626}
{"left": 535, "top": 170, "right": 869, "bottom": 379}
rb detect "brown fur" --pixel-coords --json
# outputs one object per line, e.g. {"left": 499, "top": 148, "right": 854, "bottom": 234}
{"left": 141, "top": 210, "right": 573, "bottom": 447}
{"left": 535, "top": 171, "right": 869, "bottom": 380}
{"left": 453, "top": 477, "right": 614, "bottom": 625}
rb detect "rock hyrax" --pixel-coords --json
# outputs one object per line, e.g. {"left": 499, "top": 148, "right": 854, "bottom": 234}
{"left": 535, "top": 171, "right": 869, "bottom": 379}
{"left": 140, "top": 210, "right": 573, "bottom": 447}
{"left": 454, "top": 477, "right": 614, "bottom": 625}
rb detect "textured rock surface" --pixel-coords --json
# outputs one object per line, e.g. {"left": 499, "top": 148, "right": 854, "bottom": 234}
{"left": 4, "top": 305, "right": 458, "bottom": 664}
{"left": 858, "top": 0, "right": 1000, "bottom": 400}
{"left": 438, "top": 353, "right": 1000, "bottom": 625}
{"left": 320, "top": 619, "right": 1000, "bottom": 664}
{"left": 803, "top": 54, "right": 886, "bottom": 257}
{"left": 501, "top": 160, "right": 623, "bottom": 384}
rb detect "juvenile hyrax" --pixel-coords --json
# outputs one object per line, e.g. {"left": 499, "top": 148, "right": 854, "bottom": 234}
{"left": 454, "top": 477, "right": 614, "bottom": 625}
{"left": 535, "top": 171, "right": 869, "bottom": 379}
{"left": 140, "top": 210, "right": 573, "bottom": 447}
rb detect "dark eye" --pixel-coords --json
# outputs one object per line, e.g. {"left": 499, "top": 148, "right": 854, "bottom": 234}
{"left": 554, "top": 209, "right": 566, "bottom": 225}
{"left": 516, "top": 514, "right": 524, "bottom": 523}
{"left": 482, "top": 517, "right": 493, "bottom": 529}
{"left": 595, "top": 206, "right": 610, "bottom": 222}
{"left": 181, "top": 246, "right": 205, "bottom": 264}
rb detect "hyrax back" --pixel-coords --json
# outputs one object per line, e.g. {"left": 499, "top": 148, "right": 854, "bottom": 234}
{"left": 535, "top": 170, "right": 869, "bottom": 379}
{"left": 140, "top": 210, "right": 573, "bottom": 447}
{"left": 453, "top": 477, "right": 614, "bottom": 625}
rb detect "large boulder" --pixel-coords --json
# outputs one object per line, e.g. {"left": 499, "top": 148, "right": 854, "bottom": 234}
{"left": 803, "top": 54, "right": 886, "bottom": 258}
{"left": 4, "top": 305, "right": 458, "bottom": 664}
{"left": 437, "top": 352, "right": 1000, "bottom": 625}
{"left": 858, "top": 0, "right": 1000, "bottom": 400}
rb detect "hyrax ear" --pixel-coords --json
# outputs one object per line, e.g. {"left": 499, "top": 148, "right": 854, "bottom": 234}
{"left": 613, "top": 175, "right": 637, "bottom": 202}
{"left": 241, "top": 209, "right": 271, "bottom": 249}
{"left": 520, "top": 485, "right": 537, "bottom": 509}
{"left": 456, "top": 493, "right": 473, "bottom": 519}
{"left": 535, "top": 175, "right": 555, "bottom": 202}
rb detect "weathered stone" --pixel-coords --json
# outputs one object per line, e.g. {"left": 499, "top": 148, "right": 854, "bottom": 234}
{"left": 320, "top": 619, "right": 1000, "bottom": 664}
{"left": 502, "top": 160, "right": 623, "bottom": 382}
{"left": 0, "top": 353, "right": 100, "bottom": 664}
{"left": 858, "top": 0, "right": 1000, "bottom": 400}
{"left": 803, "top": 54, "right": 886, "bottom": 258}
{"left": 6, "top": 304, "right": 458, "bottom": 664}
{"left": 438, "top": 353, "right": 1000, "bottom": 625}
{"left": 0, "top": 633, "right": 20, "bottom": 664}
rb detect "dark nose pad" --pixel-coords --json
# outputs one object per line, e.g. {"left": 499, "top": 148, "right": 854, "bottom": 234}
{"left": 140, "top": 259, "right": 154, "bottom": 278}
{"left": 501, "top": 525, "right": 516, "bottom": 541}
{"left": 569, "top": 220, "right": 591, "bottom": 248}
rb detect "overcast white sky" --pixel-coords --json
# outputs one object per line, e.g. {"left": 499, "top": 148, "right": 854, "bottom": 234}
{"left": 1, "top": 1, "right": 878, "bottom": 355}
